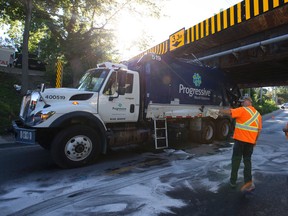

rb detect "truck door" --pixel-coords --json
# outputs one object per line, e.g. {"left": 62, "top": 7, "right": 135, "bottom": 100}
{"left": 98, "top": 70, "right": 140, "bottom": 123}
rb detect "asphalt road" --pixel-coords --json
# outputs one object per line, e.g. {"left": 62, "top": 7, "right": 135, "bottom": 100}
{"left": 0, "top": 145, "right": 53, "bottom": 185}
{"left": 161, "top": 109, "right": 288, "bottom": 216}
{"left": 161, "top": 173, "right": 288, "bottom": 216}
{"left": 0, "top": 109, "right": 287, "bottom": 216}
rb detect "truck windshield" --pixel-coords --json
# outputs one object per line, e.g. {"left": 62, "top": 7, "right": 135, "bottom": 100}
{"left": 78, "top": 69, "right": 109, "bottom": 92}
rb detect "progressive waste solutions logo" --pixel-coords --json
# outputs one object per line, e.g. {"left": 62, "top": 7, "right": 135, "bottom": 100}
{"left": 112, "top": 103, "right": 127, "bottom": 111}
{"left": 178, "top": 72, "right": 211, "bottom": 98}
{"left": 193, "top": 73, "right": 201, "bottom": 87}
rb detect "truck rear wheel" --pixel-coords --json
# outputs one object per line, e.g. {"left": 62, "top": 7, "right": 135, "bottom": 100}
{"left": 192, "top": 121, "right": 215, "bottom": 144}
{"left": 201, "top": 121, "right": 215, "bottom": 143}
{"left": 51, "top": 125, "right": 101, "bottom": 168}
{"left": 216, "top": 119, "right": 231, "bottom": 140}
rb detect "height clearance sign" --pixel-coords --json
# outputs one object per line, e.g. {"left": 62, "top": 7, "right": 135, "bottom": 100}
{"left": 169, "top": 28, "right": 185, "bottom": 51}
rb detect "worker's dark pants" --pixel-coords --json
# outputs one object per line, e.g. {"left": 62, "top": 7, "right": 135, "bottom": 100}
{"left": 230, "top": 140, "right": 254, "bottom": 184}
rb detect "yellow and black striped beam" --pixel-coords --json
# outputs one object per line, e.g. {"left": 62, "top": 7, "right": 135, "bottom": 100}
{"left": 133, "top": 40, "right": 169, "bottom": 60}
{"left": 186, "top": 0, "right": 288, "bottom": 44}
{"left": 130, "top": 0, "right": 288, "bottom": 61}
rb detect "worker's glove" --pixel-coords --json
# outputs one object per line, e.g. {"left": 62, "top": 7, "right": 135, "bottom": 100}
{"left": 206, "top": 109, "right": 219, "bottom": 119}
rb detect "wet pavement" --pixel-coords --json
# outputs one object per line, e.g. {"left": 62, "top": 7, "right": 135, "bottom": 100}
{"left": 0, "top": 109, "right": 287, "bottom": 216}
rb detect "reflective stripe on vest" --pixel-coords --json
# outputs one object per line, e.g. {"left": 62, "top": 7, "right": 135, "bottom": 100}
{"left": 235, "top": 107, "right": 260, "bottom": 132}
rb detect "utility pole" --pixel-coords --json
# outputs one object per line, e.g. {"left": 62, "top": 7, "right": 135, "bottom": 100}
{"left": 259, "top": 87, "right": 263, "bottom": 103}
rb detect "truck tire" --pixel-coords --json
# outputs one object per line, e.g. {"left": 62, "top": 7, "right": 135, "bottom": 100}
{"left": 195, "top": 121, "right": 215, "bottom": 144}
{"left": 51, "top": 125, "right": 101, "bottom": 168}
{"left": 201, "top": 121, "right": 215, "bottom": 144}
{"left": 216, "top": 119, "right": 231, "bottom": 140}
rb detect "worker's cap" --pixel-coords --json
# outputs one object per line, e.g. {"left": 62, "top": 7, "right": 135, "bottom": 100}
{"left": 239, "top": 96, "right": 253, "bottom": 103}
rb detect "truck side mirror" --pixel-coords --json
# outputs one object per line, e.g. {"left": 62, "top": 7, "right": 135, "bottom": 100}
{"left": 117, "top": 70, "right": 127, "bottom": 95}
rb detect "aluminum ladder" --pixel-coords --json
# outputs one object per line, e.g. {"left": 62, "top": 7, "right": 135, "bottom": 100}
{"left": 153, "top": 118, "right": 168, "bottom": 149}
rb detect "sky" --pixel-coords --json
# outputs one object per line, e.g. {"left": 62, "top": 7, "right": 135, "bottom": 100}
{"left": 116, "top": 0, "right": 242, "bottom": 60}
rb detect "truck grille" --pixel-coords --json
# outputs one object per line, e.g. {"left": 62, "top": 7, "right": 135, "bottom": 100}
{"left": 20, "top": 94, "right": 31, "bottom": 120}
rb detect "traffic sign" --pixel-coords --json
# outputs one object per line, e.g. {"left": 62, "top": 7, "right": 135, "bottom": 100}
{"left": 169, "top": 28, "right": 185, "bottom": 51}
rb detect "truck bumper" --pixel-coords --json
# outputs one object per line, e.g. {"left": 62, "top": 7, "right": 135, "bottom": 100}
{"left": 12, "top": 120, "right": 36, "bottom": 145}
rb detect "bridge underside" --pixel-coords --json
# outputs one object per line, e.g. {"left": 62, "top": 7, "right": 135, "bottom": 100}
{"left": 172, "top": 4, "right": 288, "bottom": 88}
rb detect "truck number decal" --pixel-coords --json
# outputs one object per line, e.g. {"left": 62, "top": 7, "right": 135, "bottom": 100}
{"left": 45, "top": 95, "right": 66, "bottom": 100}
{"left": 151, "top": 54, "right": 161, "bottom": 61}
{"left": 20, "top": 130, "right": 33, "bottom": 140}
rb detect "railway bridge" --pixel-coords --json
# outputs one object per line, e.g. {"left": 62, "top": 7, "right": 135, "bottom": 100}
{"left": 129, "top": 0, "right": 288, "bottom": 88}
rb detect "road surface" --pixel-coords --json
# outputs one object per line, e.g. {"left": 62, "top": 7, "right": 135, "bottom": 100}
{"left": 0, "top": 109, "right": 287, "bottom": 216}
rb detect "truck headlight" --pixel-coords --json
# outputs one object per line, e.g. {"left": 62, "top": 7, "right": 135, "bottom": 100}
{"left": 33, "top": 111, "right": 55, "bottom": 125}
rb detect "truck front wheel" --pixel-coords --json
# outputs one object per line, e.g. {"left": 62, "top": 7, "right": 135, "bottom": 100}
{"left": 51, "top": 125, "right": 101, "bottom": 168}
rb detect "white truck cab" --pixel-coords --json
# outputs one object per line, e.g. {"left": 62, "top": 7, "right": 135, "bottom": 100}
{"left": 13, "top": 62, "right": 141, "bottom": 168}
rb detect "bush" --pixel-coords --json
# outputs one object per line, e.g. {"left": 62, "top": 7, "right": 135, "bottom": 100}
{"left": 0, "top": 73, "right": 22, "bottom": 134}
{"left": 254, "top": 99, "right": 279, "bottom": 115}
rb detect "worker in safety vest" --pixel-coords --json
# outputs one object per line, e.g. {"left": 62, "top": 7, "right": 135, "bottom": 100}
{"left": 220, "top": 96, "right": 262, "bottom": 192}
{"left": 283, "top": 123, "right": 288, "bottom": 139}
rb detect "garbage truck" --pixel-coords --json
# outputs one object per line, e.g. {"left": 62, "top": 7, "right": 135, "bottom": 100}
{"left": 12, "top": 53, "right": 240, "bottom": 168}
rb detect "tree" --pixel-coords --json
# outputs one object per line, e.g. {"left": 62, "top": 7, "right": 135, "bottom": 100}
{"left": 0, "top": 0, "right": 35, "bottom": 94}
{"left": 1, "top": 0, "right": 162, "bottom": 87}
{"left": 276, "top": 86, "right": 288, "bottom": 104}
{"left": 21, "top": 0, "right": 32, "bottom": 95}
{"left": 33, "top": 0, "right": 161, "bottom": 86}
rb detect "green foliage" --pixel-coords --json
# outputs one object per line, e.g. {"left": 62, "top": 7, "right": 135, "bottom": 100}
{"left": 0, "top": 0, "right": 162, "bottom": 86}
{"left": 276, "top": 86, "right": 288, "bottom": 104}
{"left": 242, "top": 88, "right": 279, "bottom": 115}
{"left": 0, "top": 73, "right": 22, "bottom": 134}
{"left": 253, "top": 99, "right": 279, "bottom": 115}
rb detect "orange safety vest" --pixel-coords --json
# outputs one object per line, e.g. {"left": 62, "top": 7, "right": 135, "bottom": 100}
{"left": 231, "top": 106, "right": 262, "bottom": 144}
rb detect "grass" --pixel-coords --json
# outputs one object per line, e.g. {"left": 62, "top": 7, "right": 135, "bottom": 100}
{"left": 0, "top": 72, "right": 22, "bottom": 134}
